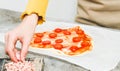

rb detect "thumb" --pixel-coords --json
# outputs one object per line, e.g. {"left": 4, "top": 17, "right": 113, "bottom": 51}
{"left": 20, "top": 41, "right": 29, "bottom": 62}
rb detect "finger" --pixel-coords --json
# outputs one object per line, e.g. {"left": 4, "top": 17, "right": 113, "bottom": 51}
{"left": 5, "top": 33, "right": 18, "bottom": 62}
{"left": 7, "top": 49, "right": 18, "bottom": 62}
{"left": 14, "top": 49, "right": 20, "bottom": 61}
{"left": 20, "top": 40, "right": 29, "bottom": 62}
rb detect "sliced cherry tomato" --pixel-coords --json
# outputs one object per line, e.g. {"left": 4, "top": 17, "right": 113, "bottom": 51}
{"left": 83, "top": 37, "right": 91, "bottom": 41}
{"left": 63, "top": 30, "right": 71, "bottom": 35}
{"left": 53, "top": 43, "right": 63, "bottom": 50}
{"left": 70, "top": 46, "right": 79, "bottom": 52}
{"left": 78, "top": 34, "right": 86, "bottom": 38}
{"left": 36, "top": 33, "right": 44, "bottom": 37}
{"left": 55, "top": 39, "right": 63, "bottom": 43}
{"left": 81, "top": 41, "right": 91, "bottom": 47}
{"left": 76, "top": 30, "right": 84, "bottom": 34}
{"left": 72, "top": 37, "right": 81, "bottom": 42}
{"left": 54, "top": 28, "right": 62, "bottom": 33}
{"left": 42, "top": 40, "right": 51, "bottom": 45}
{"left": 34, "top": 37, "right": 42, "bottom": 43}
{"left": 49, "top": 33, "right": 57, "bottom": 38}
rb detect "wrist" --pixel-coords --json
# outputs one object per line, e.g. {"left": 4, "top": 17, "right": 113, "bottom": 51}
{"left": 22, "top": 14, "right": 38, "bottom": 26}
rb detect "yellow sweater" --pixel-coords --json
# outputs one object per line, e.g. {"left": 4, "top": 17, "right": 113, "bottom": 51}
{"left": 21, "top": 0, "right": 48, "bottom": 24}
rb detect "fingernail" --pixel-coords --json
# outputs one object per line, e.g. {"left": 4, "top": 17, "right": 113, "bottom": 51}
{"left": 12, "top": 59, "right": 18, "bottom": 63}
{"left": 21, "top": 57, "right": 25, "bottom": 62}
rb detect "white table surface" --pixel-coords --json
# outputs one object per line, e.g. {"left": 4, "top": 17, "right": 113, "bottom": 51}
{"left": 0, "top": 21, "right": 120, "bottom": 71}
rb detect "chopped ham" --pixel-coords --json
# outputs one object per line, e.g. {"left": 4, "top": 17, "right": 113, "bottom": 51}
{"left": 5, "top": 61, "right": 35, "bottom": 71}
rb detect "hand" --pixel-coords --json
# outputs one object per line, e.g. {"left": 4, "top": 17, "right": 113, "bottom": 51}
{"left": 5, "top": 14, "right": 38, "bottom": 62}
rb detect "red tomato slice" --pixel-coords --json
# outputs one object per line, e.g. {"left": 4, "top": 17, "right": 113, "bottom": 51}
{"left": 34, "top": 37, "right": 42, "bottom": 43}
{"left": 72, "top": 37, "right": 81, "bottom": 42}
{"left": 36, "top": 33, "right": 44, "bottom": 37}
{"left": 78, "top": 34, "right": 86, "bottom": 38}
{"left": 81, "top": 41, "right": 91, "bottom": 47}
{"left": 42, "top": 40, "right": 51, "bottom": 45}
{"left": 70, "top": 46, "right": 79, "bottom": 52}
{"left": 83, "top": 37, "right": 91, "bottom": 41}
{"left": 53, "top": 43, "right": 63, "bottom": 50}
{"left": 49, "top": 33, "right": 57, "bottom": 38}
{"left": 55, "top": 39, "right": 63, "bottom": 43}
{"left": 63, "top": 30, "right": 71, "bottom": 35}
{"left": 76, "top": 30, "right": 84, "bottom": 35}
{"left": 54, "top": 28, "right": 62, "bottom": 33}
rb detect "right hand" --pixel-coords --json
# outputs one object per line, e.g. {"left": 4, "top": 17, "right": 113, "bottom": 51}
{"left": 5, "top": 14, "right": 38, "bottom": 62}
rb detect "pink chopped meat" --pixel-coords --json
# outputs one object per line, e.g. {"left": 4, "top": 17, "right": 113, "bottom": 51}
{"left": 5, "top": 61, "right": 35, "bottom": 71}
